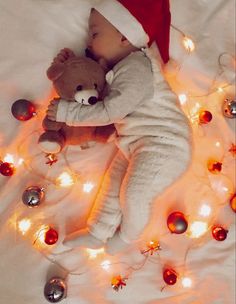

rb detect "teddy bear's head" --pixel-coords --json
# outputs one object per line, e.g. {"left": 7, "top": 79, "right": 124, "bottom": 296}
{"left": 38, "top": 54, "right": 115, "bottom": 154}
{"left": 47, "top": 56, "right": 106, "bottom": 105}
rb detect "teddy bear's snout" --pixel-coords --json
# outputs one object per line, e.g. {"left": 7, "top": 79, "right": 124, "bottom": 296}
{"left": 74, "top": 89, "right": 98, "bottom": 105}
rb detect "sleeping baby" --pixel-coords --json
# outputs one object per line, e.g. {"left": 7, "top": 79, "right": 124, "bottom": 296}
{"left": 47, "top": 0, "right": 191, "bottom": 253}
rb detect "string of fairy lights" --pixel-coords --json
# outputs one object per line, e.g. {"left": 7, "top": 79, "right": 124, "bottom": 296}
{"left": 0, "top": 23, "right": 235, "bottom": 303}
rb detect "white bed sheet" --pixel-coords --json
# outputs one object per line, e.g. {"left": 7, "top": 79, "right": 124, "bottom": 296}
{"left": 0, "top": 1, "right": 235, "bottom": 303}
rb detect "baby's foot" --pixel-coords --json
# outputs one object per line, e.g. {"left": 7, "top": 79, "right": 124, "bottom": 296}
{"left": 62, "top": 228, "right": 104, "bottom": 249}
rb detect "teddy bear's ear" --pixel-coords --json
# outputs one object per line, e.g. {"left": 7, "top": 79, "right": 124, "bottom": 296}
{"left": 46, "top": 63, "right": 64, "bottom": 81}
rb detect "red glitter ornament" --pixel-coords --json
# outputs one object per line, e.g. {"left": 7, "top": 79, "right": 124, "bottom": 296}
{"left": 163, "top": 268, "right": 178, "bottom": 285}
{"left": 199, "top": 110, "right": 213, "bottom": 124}
{"left": 230, "top": 193, "right": 236, "bottom": 212}
{"left": 212, "top": 226, "right": 228, "bottom": 241}
{"left": 44, "top": 227, "right": 59, "bottom": 245}
{"left": 0, "top": 162, "right": 15, "bottom": 176}
{"left": 167, "top": 211, "right": 188, "bottom": 234}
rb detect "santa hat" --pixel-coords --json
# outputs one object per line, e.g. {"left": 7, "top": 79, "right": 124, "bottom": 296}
{"left": 93, "top": 0, "right": 171, "bottom": 63}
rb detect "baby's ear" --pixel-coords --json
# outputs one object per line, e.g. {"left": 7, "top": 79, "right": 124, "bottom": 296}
{"left": 121, "top": 35, "right": 130, "bottom": 47}
{"left": 47, "top": 63, "right": 64, "bottom": 81}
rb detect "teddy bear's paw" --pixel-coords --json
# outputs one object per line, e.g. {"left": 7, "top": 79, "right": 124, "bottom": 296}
{"left": 38, "top": 131, "right": 65, "bottom": 154}
{"left": 38, "top": 140, "right": 62, "bottom": 154}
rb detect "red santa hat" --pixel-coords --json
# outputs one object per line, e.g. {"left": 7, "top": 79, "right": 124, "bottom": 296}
{"left": 93, "top": 0, "right": 171, "bottom": 63}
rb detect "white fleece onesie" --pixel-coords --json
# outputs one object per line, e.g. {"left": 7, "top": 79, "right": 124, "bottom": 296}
{"left": 57, "top": 50, "right": 191, "bottom": 244}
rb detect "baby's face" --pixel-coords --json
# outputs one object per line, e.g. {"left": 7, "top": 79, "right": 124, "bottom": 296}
{"left": 88, "top": 9, "right": 124, "bottom": 67}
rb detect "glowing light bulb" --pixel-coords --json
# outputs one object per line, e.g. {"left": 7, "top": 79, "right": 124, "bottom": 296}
{"left": 18, "top": 219, "right": 31, "bottom": 235}
{"left": 189, "top": 102, "right": 201, "bottom": 124}
{"left": 3, "top": 154, "right": 24, "bottom": 167}
{"left": 3, "top": 154, "right": 14, "bottom": 163}
{"left": 100, "top": 260, "right": 111, "bottom": 270}
{"left": 199, "top": 204, "right": 212, "bottom": 217}
{"left": 189, "top": 221, "right": 208, "bottom": 238}
{"left": 182, "top": 277, "right": 192, "bottom": 288}
{"left": 178, "top": 94, "right": 187, "bottom": 105}
{"left": 83, "top": 182, "right": 94, "bottom": 193}
{"left": 57, "top": 172, "right": 75, "bottom": 187}
{"left": 86, "top": 248, "right": 105, "bottom": 259}
{"left": 183, "top": 36, "right": 195, "bottom": 52}
{"left": 18, "top": 158, "right": 24, "bottom": 165}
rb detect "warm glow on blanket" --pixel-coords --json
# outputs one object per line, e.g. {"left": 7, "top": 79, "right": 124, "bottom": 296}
{"left": 86, "top": 247, "right": 105, "bottom": 259}
{"left": 3, "top": 154, "right": 24, "bottom": 167}
{"left": 188, "top": 221, "right": 208, "bottom": 238}
{"left": 178, "top": 94, "right": 187, "bottom": 105}
{"left": 199, "top": 204, "right": 212, "bottom": 217}
{"left": 83, "top": 182, "right": 94, "bottom": 193}
{"left": 18, "top": 219, "right": 32, "bottom": 235}
{"left": 35, "top": 225, "right": 50, "bottom": 244}
{"left": 182, "top": 277, "right": 192, "bottom": 288}
{"left": 101, "top": 260, "right": 111, "bottom": 271}
{"left": 183, "top": 36, "right": 195, "bottom": 52}
{"left": 56, "top": 172, "right": 75, "bottom": 187}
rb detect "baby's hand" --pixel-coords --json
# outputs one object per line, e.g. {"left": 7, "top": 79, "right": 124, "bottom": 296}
{"left": 52, "top": 48, "right": 75, "bottom": 64}
{"left": 46, "top": 99, "right": 59, "bottom": 121}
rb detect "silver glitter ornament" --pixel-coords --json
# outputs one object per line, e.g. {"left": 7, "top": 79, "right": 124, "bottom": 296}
{"left": 222, "top": 98, "right": 236, "bottom": 118}
{"left": 44, "top": 277, "right": 67, "bottom": 303}
{"left": 22, "top": 186, "right": 44, "bottom": 207}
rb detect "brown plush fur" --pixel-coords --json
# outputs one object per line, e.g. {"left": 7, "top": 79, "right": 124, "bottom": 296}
{"left": 38, "top": 55, "right": 115, "bottom": 153}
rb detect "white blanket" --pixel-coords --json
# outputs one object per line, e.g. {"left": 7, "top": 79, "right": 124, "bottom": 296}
{"left": 0, "top": 1, "right": 235, "bottom": 303}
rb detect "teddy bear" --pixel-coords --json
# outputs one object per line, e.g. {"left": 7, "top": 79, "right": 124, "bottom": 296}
{"left": 38, "top": 53, "right": 115, "bottom": 154}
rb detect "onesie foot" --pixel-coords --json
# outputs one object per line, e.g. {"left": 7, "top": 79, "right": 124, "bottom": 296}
{"left": 62, "top": 228, "right": 104, "bottom": 249}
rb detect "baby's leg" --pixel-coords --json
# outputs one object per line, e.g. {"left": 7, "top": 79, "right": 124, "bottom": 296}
{"left": 119, "top": 151, "right": 172, "bottom": 243}
{"left": 63, "top": 150, "right": 128, "bottom": 249}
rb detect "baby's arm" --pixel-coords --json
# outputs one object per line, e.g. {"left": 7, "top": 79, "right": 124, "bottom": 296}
{"left": 50, "top": 55, "right": 153, "bottom": 126}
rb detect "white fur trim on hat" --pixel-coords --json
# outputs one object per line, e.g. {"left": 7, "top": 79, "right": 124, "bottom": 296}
{"left": 93, "top": 0, "right": 149, "bottom": 48}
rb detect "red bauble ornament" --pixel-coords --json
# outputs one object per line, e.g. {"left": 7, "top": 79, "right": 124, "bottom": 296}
{"left": 0, "top": 162, "right": 15, "bottom": 176}
{"left": 212, "top": 226, "right": 228, "bottom": 241}
{"left": 11, "top": 99, "right": 36, "bottom": 121}
{"left": 199, "top": 110, "right": 213, "bottom": 124}
{"left": 167, "top": 211, "right": 188, "bottom": 234}
{"left": 163, "top": 268, "right": 178, "bottom": 285}
{"left": 44, "top": 227, "right": 58, "bottom": 245}
{"left": 230, "top": 193, "right": 236, "bottom": 212}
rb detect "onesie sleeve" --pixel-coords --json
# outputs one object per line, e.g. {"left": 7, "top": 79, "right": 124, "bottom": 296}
{"left": 56, "top": 53, "right": 153, "bottom": 127}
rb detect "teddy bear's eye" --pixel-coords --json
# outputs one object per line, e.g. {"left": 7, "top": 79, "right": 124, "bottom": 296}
{"left": 76, "top": 85, "right": 83, "bottom": 91}
{"left": 94, "top": 83, "right": 98, "bottom": 89}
